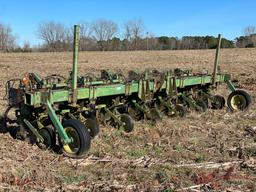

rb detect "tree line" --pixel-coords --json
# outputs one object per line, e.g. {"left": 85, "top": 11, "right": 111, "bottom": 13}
{"left": 0, "top": 19, "right": 255, "bottom": 52}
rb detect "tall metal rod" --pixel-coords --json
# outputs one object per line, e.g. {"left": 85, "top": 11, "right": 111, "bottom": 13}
{"left": 72, "top": 25, "right": 80, "bottom": 103}
{"left": 213, "top": 34, "right": 222, "bottom": 84}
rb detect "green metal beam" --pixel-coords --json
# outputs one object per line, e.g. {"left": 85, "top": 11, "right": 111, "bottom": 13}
{"left": 23, "top": 119, "right": 44, "bottom": 142}
{"left": 24, "top": 74, "right": 229, "bottom": 106}
{"left": 71, "top": 25, "right": 80, "bottom": 104}
{"left": 46, "top": 100, "right": 71, "bottom": 144}
{"left": 225, "top": 80, "right": 236, "bottom": 92}
{"left": 213, "top": 34, "right": 222, "bottom": 84}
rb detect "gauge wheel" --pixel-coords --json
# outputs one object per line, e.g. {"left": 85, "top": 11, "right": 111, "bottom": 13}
{"left": 119, "top": 114, "right": 134, "bottom": 133}
{"left": 36, "top": 126, "right": 56, "bottom": 150}
{"left": 85, "top": 117, "right": 100, "bottom": 138}
{"left": 62, "top": 119, "right": 91, "bottom": 158}
{"left": 227, "top": 90, "right": 252, "bottom": 111}
{"left": 211, "top": 95, "right": 225, "bottom": 109}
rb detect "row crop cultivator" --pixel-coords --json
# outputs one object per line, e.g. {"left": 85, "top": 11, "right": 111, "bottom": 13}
{"left": 2, "top": 26, "right": 252, "bottom": 158}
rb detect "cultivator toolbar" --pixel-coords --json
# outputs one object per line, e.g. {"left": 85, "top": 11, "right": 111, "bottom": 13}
{"left": 2, "top": 25, "right": 252, "bottom": 158}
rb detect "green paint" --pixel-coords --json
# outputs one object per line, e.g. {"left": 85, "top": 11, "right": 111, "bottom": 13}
{"left": 47, "top": 100, "right": 71, "bottom": 144}
{"left": 24, "top": 74, "right": 229, "bottom": 106}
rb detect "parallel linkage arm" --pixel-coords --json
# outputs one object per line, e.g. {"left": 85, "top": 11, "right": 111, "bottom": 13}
{"left": 46, "top": 100, "right": 71, "bottom": 144}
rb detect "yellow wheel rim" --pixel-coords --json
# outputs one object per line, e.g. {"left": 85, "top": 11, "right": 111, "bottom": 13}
{"left": 230, "top": 95, "right": 246, "bottom": 110}
{"left": 63, "top": 127, "right": 80, "bottom": 154}
{"left": 63, "top": 144, "right": 73, "bottom": 154}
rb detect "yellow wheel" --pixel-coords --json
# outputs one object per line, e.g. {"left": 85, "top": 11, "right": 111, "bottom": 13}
{"left": 227, "top": 90, "right": 252, "bottom": 111}
{"left": 230, "top": 95, "right": 246, "bottom": 110}
{"left": 62, "top": 119, "right": 91, "bottom": 158}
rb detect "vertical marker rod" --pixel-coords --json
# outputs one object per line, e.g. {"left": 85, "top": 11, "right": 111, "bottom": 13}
{"left": 213, "top": 34, "right": 222, "bottom": 84}
{"left": 72, "top": 25, "right": 80, "bottom": 103}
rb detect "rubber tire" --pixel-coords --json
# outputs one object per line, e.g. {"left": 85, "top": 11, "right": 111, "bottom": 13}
{"left": 120, "top": 114, "right": 134, "bottom": 133}
{"left": 175, "top": 104, "right": 186, "bottom": 118}
{"left": 37, "top": 127, "right": 56, "bottom": 150}
{"left": 85, "top": 117, "right": 99, "bottom": 138}
{"left": 195, "top": 99, "right": 208, "bottom": 112}
{"left": 211, "top": 95, "right": 225, "bottom": 109}
{"left": 62, "top": 119, "right": 91, "bottom": 158}
{"left": 227, "top": 90, "right": 252, "bottom": 111}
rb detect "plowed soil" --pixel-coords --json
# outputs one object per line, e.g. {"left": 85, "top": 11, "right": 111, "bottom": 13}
{"left": 0, "top": 49, "right": 255, "bottom": 191}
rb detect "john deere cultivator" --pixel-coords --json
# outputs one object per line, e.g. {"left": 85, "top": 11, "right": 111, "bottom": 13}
{"left": 2, "top": 25, "right": 252, "bottom": 158}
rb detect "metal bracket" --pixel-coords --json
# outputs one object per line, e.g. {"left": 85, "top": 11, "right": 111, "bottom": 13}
{"left": 138, "top": 80, "right": 151, "bottom": 101}
{"left": 47, "top": 100, "right": 71, "bottom": 144}
{"left": 181, "top": 94, "right": 202, "bottom": 111}
{"left": 225, "top": 80, "right": 236, "bottom": 92}
{"left": 132, "top": 100, "right": 152, "bottom": 119}
{"left": 23, "top": 119, "right": 44, "bottom": 143}
{"left": 158, "top": 97, "right": 176, "bottom": 116}
{"left": 103, "top": 107, "right": 123, "bottom": 127}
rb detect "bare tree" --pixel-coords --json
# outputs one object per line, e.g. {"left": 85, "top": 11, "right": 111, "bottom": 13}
{"left": 124, "top": 19, "right": 145, "bottom": 50}
{"left": 22, "top": 41, "right": 32, "bottom": 52}
{"left": 37, "top": 21, "right": 68, "bottom": 51}
{"left": 243, "top": 25, "right": 256, "bottom": 47}
{"left": 0, "top": 23, "right": 16, "bottom": 51}
{"left": 92, "top": 19, "right": 118, "bottom": 51}
{"left": 78, "top": 21, "right": 93, "bottom": 51}
{"left": 123, "top": 23, "right": 132, "bottom": 50}
{"left": 243, "top": 26, "right": 256, "bottom": 36}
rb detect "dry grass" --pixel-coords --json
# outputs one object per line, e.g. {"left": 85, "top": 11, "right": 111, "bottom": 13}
{"left": 0, "top": 49, "right": 256, "bottom": 191}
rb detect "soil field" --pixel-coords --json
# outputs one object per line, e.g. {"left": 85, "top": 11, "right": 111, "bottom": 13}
{"left": 0, "top": 49, "right": 256, "bottom": 191}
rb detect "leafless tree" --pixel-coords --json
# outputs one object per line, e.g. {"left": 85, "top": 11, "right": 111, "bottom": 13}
{"left": 0, "top": 23, "right": 16, "bottom": 51}
{"left": 124, "top": 19, "right": 145, "bottom": 50}
{"left": 92, "top": 19, "right": 118, "bottom": 51}
{"left": 243, "top": 25, "right": 256, "bottom": 47}
{"left": 22, "top": 41, "right": 32, "bottom": 52}
{"left": 78, "top": 21, "right": 94, "bottom": 51}
{"left": 37, "top": 21, "right": 69, "bottom": 51}
{"left": 243, "top": 26, "right": 256, "bottom": 36}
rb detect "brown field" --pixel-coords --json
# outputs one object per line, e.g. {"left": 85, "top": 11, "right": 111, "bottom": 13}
{"left": 0, "top": 49, "right": 256, "bottom": 191}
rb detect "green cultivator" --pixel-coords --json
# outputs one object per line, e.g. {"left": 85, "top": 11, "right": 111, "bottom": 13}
{"left": 2, "top": 26, "right": 252, "bottom": 158}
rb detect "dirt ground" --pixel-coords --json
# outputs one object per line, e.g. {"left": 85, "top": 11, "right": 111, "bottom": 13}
{"left": 0, "top": 49, "right": 255, "bottom": 191}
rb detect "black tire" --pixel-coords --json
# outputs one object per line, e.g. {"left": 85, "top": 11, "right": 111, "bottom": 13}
{"left": 175, "top": 104, "right": 186, "bottom": 118}
{"left": 0, "top": 116, "right": 7, "bottom": 134}
{"left": 227, "top": 90, "right": 252, "bottom": 111}
{"left": 36, "top": 127, "right": 56, "bottom": 150}
{"left": 211, "top": 95, "right": 225, "bottom": 109}
{"left": 120, "top": 114, "right": 134, "bottom": 133}
{"left": 2, "top": 105, "right": 18, "bottom": 134}
{"left": 195, "top": 99, "right": 208, "bottom": 112}
{"left": 85, "top": 117, "right": 99, "bottom": 138}
{"left": 62, "top": 119, "right": 91, "bottom": 158}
